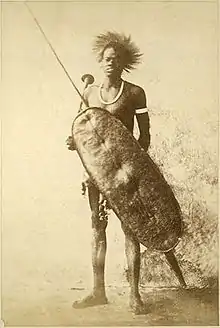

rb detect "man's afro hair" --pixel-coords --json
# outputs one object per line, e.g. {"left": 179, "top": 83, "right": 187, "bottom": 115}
{"left": 92, "top": 31, "right": 143, "bottom": 72}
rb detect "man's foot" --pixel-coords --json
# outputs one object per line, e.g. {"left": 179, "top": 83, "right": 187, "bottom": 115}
{"left": 129, "top": 296, "right": 147, "bottom": 315}
{"left": 72, "top": 293, "right": 108, "bottom": 309}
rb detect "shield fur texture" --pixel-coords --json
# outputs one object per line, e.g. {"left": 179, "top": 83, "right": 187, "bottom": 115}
{"left": 72, "top": 107, "right": 183, "bottom": 252}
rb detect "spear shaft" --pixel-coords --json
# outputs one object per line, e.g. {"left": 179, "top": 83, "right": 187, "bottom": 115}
{"left": 24, "top": 1, "right": 89, "bottom": 107}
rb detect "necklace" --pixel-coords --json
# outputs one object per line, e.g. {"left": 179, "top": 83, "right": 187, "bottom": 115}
{"left": 98, "top": 80, "right": 124, "bottom": 105}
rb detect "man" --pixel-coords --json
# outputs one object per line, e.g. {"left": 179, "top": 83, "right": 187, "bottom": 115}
{"left": 67, "top": 31, "right": 150, "bottom": 314}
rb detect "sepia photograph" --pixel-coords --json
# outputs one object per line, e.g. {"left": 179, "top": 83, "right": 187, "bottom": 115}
{"left": 1, "top": 0, "right": 218, "bottom": 326}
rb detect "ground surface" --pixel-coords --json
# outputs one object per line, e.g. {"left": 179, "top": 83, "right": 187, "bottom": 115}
{"left": 2, "top": 202, "right": 219, "bottom": 326}
{"left": 2, "top": 179, "right": 219, "bottom": 327}
{"left": 2, "top": 285, "right": 218, "bottom": 326}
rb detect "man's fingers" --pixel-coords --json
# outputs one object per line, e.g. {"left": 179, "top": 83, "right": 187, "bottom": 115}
{"left": 66, "top": 136, "right": 72, "bottom": 141}
{"left": 66, "top": 136, "right": 73, "bottom": 145}
{"left": 66, "top": 136, "right": 76, "bottom": 151}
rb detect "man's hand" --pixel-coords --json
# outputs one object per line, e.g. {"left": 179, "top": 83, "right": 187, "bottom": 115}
{"left": 138, "top": 135, "right": 150, "bottom": 152}
{"left": 66, "top": 136, "right": 76, "bottom": 151}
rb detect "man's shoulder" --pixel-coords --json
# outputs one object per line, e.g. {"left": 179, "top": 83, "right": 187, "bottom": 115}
{"left": 124, "top": 81, "right": 145, "bottom": 97}
{"left": 85, "top": 84, "right": 99, "bottom": 93}
{"left": 83, "top": 84, "right": 99, "bottom": 99}
{"left": 124, "top": 81, "right": 147, "bottom": 108}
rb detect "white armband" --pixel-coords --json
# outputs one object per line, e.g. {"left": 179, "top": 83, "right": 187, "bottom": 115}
{"left": 135, "top": 107, "right": 148, "bottom": 114}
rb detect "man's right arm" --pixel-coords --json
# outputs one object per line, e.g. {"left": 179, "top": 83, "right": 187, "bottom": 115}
{"left": 78, "top": 86, "right": 90, "bottom": 112}
{"left": 66, "top": 87, "right": 90, "bottom": 151}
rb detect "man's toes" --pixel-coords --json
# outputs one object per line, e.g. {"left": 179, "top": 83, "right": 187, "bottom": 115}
{"left": 72, "top": 294, "right": 108, "bottom": 309}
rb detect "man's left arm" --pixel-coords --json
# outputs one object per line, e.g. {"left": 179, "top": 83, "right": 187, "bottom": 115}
{"left": 135, "top": 87, "right": 151, "bottom": 151}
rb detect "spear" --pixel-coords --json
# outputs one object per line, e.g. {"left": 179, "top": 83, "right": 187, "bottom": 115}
{"left": 24, "top": 1, "right": 94, "bottom": 107}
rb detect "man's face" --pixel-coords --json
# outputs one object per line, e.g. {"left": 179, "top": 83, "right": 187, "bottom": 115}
{"left": 101, "top": 47, "right": 123, "bottom": 78}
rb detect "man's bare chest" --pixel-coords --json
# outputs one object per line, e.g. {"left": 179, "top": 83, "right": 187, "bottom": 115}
{"left": 87, "top": 85, "right": 135, "bottom": 116}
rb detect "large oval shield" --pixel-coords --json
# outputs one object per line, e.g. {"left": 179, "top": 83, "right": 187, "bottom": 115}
{"left": 72, "top": 107, "right": 183, "bottom": 252}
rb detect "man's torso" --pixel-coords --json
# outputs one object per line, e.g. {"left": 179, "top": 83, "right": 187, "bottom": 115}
{"left": 83, "top": 80, "right": 144, "bottom": 132}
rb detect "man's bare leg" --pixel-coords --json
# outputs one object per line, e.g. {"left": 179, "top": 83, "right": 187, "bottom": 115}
{"left": 72, "top": 183, "right": 108, "bottom": 308}
{"left": 121, "top": 223, "right": 146, "bottom": 314}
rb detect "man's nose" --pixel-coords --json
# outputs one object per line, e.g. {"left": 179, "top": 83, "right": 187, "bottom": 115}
{"left": 108, "top": 58, "right": 115, "bottom": 65}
